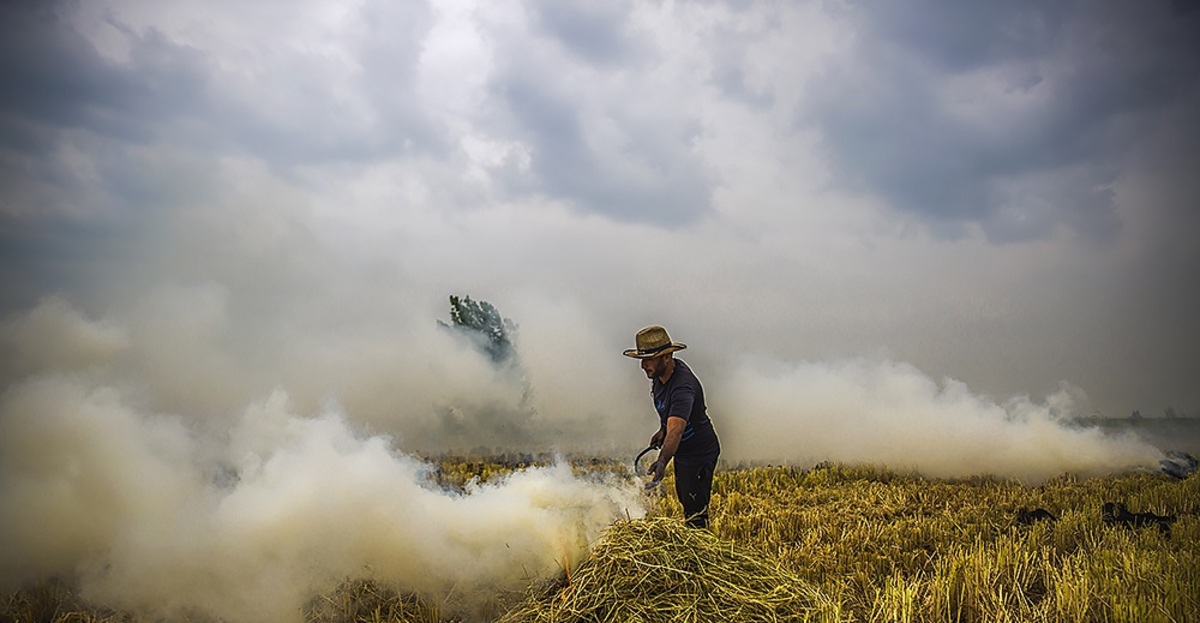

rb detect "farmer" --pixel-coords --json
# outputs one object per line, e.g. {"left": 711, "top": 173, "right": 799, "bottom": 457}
{"left": 625, "top": 325, "right": 721, "bottom": 528}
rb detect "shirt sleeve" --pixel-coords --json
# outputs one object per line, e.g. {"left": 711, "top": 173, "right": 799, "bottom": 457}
{"left": 669, "top": 384, "right": 695, "bottom": 421}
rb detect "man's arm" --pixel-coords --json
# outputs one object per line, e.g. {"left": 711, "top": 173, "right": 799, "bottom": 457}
{"left": 649, "top": 426, "right": 666, "bottom": 449}
{"left": 649, "top": 416, "right": 686, "bottom": 483}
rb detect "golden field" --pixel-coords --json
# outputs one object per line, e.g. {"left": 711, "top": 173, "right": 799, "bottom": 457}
{"left": 4, "top": 460, "right": 1197, "bottom": 622}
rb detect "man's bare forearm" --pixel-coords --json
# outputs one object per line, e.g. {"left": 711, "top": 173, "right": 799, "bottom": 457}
{"left": 657, "top": 417, "right": 686, "bottom": 465}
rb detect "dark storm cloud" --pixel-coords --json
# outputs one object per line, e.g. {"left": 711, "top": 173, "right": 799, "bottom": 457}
{"left": 531, "top": 0, "right": 643, "bottom": 67}
{"left": 0, "top": 0, "right": 448, "bottom": 309}
{"left": 0, "top": 4, "right": 208, "bottom": 148}
{"left": 0, "top": 1, "right": 446, "bottom": 191}
{"left": 862, "top": 1, "right": 1068, "bottom": 72}
{"left": 0, "top": 1, "right": 214, "bottom": 239}
{"left": 214, "top": 1, "right": 448, "bottom": 168}
{"left": 496, "top": 73, "right": 711, "bottom": 225}
{"left": 805, "top": 0, "right": 1200, "bottom": 242}
{"left": 354, "top": 2, "right": 445, "bottom": 155}
{"left": 486, "top": 4, "right": 713, "bottom": 226}
{"left": 0, "top": 3, "right": 214, "bottom": 307}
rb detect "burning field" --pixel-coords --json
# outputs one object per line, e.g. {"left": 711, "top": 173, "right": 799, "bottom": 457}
{"left": 3, "top": 459, "right": 1198, "bottom": 622}
{"left": 5, "top": 0, "right": 1200, "bottom": 619}
{"left": 2, "top": 296, "right": 1197, "bottom": 622}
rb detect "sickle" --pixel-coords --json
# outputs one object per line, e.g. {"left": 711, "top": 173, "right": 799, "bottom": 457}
{"left": 634, "top": 446, "right": 657, "bottom": 476}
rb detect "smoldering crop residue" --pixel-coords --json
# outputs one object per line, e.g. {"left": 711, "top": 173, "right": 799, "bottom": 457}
{"left": 0, "top": 379, "right": 645, "bottom": 622}
{"left": 0, "top": 292, "right": 1177, "bottom": 620}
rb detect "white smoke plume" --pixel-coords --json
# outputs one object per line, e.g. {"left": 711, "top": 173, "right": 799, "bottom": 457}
{"left": 0, "top": 295, "right": 128, "bottom": 380}
{"left": 714, "top": 357, "right": 1164, "bottom": 483}
{"left": 0, "top": 375, "right": 644, "bottom": 622}
{"left": 2, "top": 2, "right": 1196, "bottom": 618}
{"left": 0, "top": 291, "right": 1171, "bottom": 621}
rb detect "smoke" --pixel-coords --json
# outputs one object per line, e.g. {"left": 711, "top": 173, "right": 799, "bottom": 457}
{"left": 0, "top": 295, "right": 128, "bottom": 380}
{"left": 0, "top": 285, "right": 646, "bottom": 456}
{"left": 0, "top": 375, "right": 644, "bottom": 622}
{"left": 0, "top": 295, "right": 647, "bottom": 621}
{"left": 0, "top": 290, "right": 1171, "bottom": 620}
{"left": 714, "top": 357, "right": 1164, "bottom": 482}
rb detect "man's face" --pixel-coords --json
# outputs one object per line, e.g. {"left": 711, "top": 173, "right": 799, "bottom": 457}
{"left": 641, "top": 354, "right": 667, "bottom": 379}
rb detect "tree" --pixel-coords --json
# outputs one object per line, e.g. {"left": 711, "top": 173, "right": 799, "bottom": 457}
{"left": 432, "top": 295, "right": 537, "bottom": 451}
{"left": 438, "top": 295, "right": 518, "bottom": 365}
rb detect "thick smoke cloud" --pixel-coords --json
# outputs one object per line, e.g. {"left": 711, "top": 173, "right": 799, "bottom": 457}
{"left": 0, "top": 293, "right": 653, "bottom": 621}
{"left": 715, "top": 357, "right": 1163, "bottom": 482}
{"left": 0, "top": 1, "right": 1197, "bottom": 618}
{"left": 2, "top": 0, "right": 1198, "bottom": 419}
{"left": 0, "top": 295, "right": 127, "bottom": 379}
{"left": 0, "top": 270, "right": 1171, "bottom": 621}
{"left": 0, "top": 370, "right": 644, "bottom": 622}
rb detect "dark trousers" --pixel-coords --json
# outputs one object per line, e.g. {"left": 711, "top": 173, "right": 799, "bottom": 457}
{"left": 674, "top": 454, "right": 718, "bottom": 529}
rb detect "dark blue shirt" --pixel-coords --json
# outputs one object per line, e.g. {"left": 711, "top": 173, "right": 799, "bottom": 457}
{"left": 652, "top": 359, "right": 720, "bottom": 459}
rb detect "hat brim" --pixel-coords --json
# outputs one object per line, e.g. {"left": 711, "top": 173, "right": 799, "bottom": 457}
{"left": 622, "top": 343, "right": 687, "bottom": 359}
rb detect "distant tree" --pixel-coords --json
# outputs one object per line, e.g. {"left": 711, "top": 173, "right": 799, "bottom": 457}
{"left": 1164, "top": 406, "right": 1179, "bottom": 419}
{"left": 433, "top": 295, "right": 536, "bottom": 451}
{"left": 438, "top": 295, "right": 518, "bottom": 365}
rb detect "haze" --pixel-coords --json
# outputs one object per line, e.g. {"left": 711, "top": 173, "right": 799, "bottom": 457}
{"left": 1, "top": 2, "right": 1198, "bottom": 618}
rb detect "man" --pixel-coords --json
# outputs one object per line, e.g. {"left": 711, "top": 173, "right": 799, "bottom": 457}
{"left": 624, "top": 325, "right": 721, "bottom": 528}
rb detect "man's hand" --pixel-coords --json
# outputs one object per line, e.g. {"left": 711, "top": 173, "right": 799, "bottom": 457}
{"left": 649, "top": 429, "right": 665, "bottom": 450}
{"left": 646, "top": 418, "right": 683, "bottom": 490}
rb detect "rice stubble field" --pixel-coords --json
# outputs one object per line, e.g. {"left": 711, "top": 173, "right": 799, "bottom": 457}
{"left": 4, "top": 460, "right": 1197, "bottom": 622}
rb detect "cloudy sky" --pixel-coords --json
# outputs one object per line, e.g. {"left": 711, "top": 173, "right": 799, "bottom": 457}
{"left": 4, "top": 3, "right": 1200, "bottom": 614}
{"left": 2, "top": 0, "right": 1199, "bottom": 451}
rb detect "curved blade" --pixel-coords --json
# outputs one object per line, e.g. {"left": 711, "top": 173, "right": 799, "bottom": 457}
{"left": 634, "top": 446, "right": 656, "bottom": 476}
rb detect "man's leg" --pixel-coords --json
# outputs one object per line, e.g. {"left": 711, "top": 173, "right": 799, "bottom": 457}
{"left": 673, "top": 456, "right": 717, "bottom": 529}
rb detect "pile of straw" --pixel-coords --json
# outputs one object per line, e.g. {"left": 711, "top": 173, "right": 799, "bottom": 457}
{"left": 497, "top": 517, "right": 837, "bottom": 623}
{"left": 305, "top": 579, "right": 447, "bottom": 623}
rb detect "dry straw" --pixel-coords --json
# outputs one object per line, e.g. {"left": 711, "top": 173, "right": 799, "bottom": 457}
{"left": 497, "top": 516, "right": 839, "bottom": 623}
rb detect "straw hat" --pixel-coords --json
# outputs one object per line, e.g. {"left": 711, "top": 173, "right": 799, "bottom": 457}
{"left": 623, "top": 325, "right": 687, "bottom": 359}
